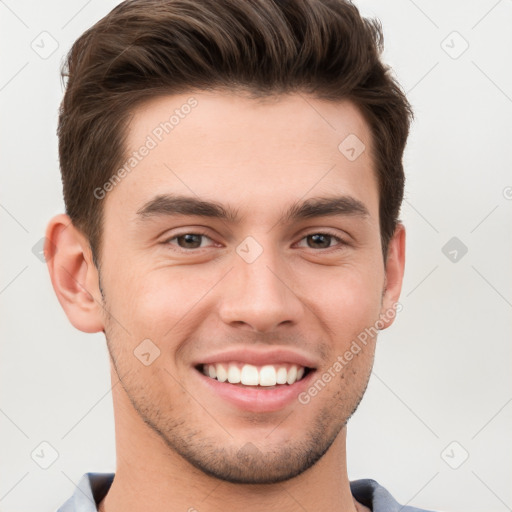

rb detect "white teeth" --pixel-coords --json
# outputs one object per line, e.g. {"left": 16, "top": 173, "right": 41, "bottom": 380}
{"left": 227, "top": 365, "right": 241, "bottom": 384}
{"left": 276, "top": 367, "right": 287, "bottom": 384}
{"left": 286, "top": 365, "right": 297, "bottom": 385}
{"left": 216, "top": 363, "right": 228, "bottom": 383}
{"left": 259, "top": 365, "right": 277, "bottom": 386}
{"left": 202, "top": 362, "right": 307, "bottom": 386}
{"left": 240, "top": 364, "right": 259, "bottom": 385}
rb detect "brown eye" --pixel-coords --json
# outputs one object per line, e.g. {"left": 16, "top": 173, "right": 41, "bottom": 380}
{"left": 176, "top": 233, "right": 203, "bottom": 249}
{"left": 165, "top": 232, "right": 214, "bottom": 250}
{"left": 306, "top": 233, "right": 333, "bottom": 249}
{"left": 296, "top": 232, "right": 346, "bottom": 250}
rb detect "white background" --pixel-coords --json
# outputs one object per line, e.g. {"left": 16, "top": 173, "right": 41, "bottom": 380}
{"left": 1, "top": 1, "right": 511, "bottom": 511}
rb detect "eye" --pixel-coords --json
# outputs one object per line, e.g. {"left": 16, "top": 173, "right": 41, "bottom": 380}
{"left": 164, "top": 231, "right": 216, "bottom": 250}
{"left": 296, "top": 232, "right": 347, "bottom": 251}
{"left": 162, "top": 230, "right": 348, "bottom": 253}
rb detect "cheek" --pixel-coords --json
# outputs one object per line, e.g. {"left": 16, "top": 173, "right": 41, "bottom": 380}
{"left": 300, "top": 263, "right": 384, "bottom": 336}
{"left": 111, "top": 268, "right": 215, "bottom": 336}
{"left": 103, "top": 249, "right": 384, "bottom": 347}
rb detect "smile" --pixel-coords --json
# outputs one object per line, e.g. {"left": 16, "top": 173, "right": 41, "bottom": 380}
{"left": 198, "top": 362, "right": 311, "bottom": 388}
{"left": 192, "top": 347, "right": 318, "bottom": 412}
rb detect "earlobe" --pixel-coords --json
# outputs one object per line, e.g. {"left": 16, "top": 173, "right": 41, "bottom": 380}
{"left": 379, "top": 223, "right": 406, "bottom": 330}
{"left": 45, "top": 214, "right": 105, "bottom": 333}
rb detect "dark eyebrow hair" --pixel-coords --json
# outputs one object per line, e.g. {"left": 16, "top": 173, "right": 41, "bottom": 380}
{"left": 136, "top": 193, "right": 369, "bottom": 224}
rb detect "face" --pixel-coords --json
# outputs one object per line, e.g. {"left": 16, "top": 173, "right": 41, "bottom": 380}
{"left": 95, "top": 91, "right": 402, "bottom": 483}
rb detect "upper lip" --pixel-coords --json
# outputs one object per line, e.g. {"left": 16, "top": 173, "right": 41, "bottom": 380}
{"left": 193, "top": 347, "right": 319, "bottom": 369}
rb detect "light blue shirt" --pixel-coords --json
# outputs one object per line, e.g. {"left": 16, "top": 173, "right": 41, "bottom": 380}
{"left": 56, "top": 472, "right": 437, "bottom": 511}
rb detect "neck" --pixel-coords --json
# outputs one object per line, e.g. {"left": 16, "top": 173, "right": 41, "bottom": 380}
{"left": 100, "top": 371, "right": 366, "bottom": 512}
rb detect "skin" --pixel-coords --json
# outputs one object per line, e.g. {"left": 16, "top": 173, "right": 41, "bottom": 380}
{"left": 46, "top": 91, "right": 405, "bottom": 512}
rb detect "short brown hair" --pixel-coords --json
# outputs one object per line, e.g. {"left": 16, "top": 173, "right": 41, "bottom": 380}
{"left": 58, "top": 0, "right": 412, "bottom": 265}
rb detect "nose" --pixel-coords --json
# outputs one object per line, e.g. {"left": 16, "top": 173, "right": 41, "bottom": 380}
{"left": 217, "top": 242, "right": 305, "bottom": 333}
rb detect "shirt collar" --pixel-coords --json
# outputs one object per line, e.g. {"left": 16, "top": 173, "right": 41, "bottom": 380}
{"left": 58, "top": 472, "right": 432, "bottom": 512}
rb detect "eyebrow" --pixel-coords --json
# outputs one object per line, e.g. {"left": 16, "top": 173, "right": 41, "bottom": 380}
{"left": 136, "top": 193, "right": 369, "bottom": 225}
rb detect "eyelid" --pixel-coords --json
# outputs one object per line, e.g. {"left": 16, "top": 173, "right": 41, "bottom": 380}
{"left": 164, "top": 229, "right": 212, "bottom": 238}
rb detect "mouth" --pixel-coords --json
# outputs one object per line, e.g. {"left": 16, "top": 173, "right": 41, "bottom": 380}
{"left": 192, "top": 348, "right": 319, "bottom": 412}
{"left": 195, "top": 362, "right": 313, "bottom": 389}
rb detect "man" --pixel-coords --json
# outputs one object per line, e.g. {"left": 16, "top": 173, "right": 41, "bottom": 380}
{"left": 46, "top": 0, "right": 434, "bottom": 510}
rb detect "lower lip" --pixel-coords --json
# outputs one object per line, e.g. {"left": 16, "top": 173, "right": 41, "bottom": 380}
{"left": 194, "top": 368, "right": 316, "bottom": 413}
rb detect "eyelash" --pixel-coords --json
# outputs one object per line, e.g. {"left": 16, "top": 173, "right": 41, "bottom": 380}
{"left": 162, "top": 230, "right": 349, "bottom": 253}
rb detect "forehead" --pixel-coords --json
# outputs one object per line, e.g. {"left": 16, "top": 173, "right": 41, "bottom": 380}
{"left": 106, "top": 91, "right": 378, "bottom": 222}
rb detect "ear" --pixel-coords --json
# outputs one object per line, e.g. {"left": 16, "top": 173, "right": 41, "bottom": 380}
{"left": 45, "top": 214, "right": 105, "bottom": 333}
{"left": 378, "top": 222, "right": 406, "bottom": 330}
